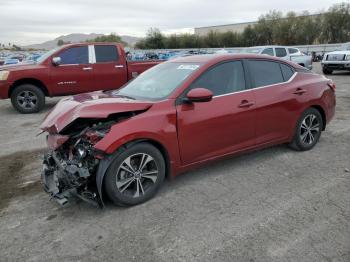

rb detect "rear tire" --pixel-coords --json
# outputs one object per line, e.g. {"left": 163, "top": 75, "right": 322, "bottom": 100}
{"left": 104, "top": 142, "right": 166, "bottom": 206}
{"left": 322, "top": 68, "right": 333, "bottom": 75}
{"left": 289, "top": 108, "right": 323, "bottom": 151}
{"left": 10, "top": 84, "right": 45, "bottom": 113}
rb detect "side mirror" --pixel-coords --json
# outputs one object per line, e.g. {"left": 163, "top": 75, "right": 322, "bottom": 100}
{"left": 52, "top": 57, "right": 61, "bottom": 66}
{"left": 186, "top": 88, "right": 213, "bottom": 103}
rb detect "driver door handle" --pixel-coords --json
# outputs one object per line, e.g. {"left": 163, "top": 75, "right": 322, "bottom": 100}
{"left": 238, "top": 100, "right": 255, "bottom": 108}
{"left": 83, "top": 67, "right": 92, "bottom": 71}
{"left": 115, "top": 65, "right": 124, "bottom": 68}
{"left": 293, "top": 88, "right": 307, "bottom": 95}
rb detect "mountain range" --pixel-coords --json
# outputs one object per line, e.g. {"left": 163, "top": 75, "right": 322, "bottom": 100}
{"left": 22, "top": 33, "right": 140, "bottom": 50}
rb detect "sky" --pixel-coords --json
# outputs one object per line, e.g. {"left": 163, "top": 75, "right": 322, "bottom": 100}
{"left": 0, "top": 0, "right": 345, "bottom": 45}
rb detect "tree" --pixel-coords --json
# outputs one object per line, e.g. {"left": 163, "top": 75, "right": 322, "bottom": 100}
{"left": 134, "top": 2, "right": 350, "bottom": 49}
{"left": 242, "top": 25, "right": 258, "bottom": 46}
{"left": 164, "top": 34, "right": 179, "bottom": 49}
{"left": 321, "top": 2, "right": 350, "bottom": 43}
{"left": 12, "top": 44, "right": 21, "bottom": 51}
{"left": 203, "top": 30, "right": 221, "bottom": 48}
{"left": 86, "top": 33, "right": 127, "bottom": 46}
{"left": 144, "top": 28, "right": 165, "bottom": 49}
{"left": 57, "top": 39, "right": 70, "bottom": 46}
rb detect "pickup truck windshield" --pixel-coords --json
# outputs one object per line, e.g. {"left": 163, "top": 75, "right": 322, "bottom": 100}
{"left": 114, "top": 62, "right": 201, "bottom": 101}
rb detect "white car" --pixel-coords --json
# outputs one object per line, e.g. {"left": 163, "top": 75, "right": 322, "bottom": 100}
{"left": 321, "top": 42, "right": 350, "bottom": 75}
{"left": 242, "top": 46, "right": 313, "bottom": 70}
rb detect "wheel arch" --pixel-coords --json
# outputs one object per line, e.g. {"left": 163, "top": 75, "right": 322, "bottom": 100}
{"left": 9, "top": 78, "right": 49, "bottom": 97}
{"left": 310, "top": 105, "right": 326, "bottom": 131}
{"left": 124, "top": 138, "right": 171, "bottom": 179}
{"left": 95, "top": 138, "right": 172, "bottom": 207}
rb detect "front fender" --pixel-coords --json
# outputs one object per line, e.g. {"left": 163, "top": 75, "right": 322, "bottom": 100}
{"left": 94, "top": 102, "right": 181, "bottom": 203}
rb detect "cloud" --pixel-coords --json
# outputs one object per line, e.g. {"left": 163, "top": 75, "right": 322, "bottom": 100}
{"left": 0, "top": 0, "right": 343, "bottom": 45}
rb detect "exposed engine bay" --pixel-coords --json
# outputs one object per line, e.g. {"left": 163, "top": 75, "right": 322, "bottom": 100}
{"left": 41, "top": 112, "right": 138, "bottom": 207}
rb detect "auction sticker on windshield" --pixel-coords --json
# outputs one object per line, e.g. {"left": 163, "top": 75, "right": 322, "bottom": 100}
{"left": 177, "top": 64, "right": 200, "bottom": 70}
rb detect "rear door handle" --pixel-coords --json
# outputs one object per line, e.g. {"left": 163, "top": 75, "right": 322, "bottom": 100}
{"left": 115, "top": 65, "right": 124, "bottom": 68}
{"left": 83, "top": 67, "right": 92, "bottom": 71}
{"left": 238, "top": 100, "right": 255, "bottom": 108}
{"left": 293, "top": 88, "right": 307, "bottom": 95}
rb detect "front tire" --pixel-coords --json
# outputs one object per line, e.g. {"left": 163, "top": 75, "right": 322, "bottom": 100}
{"left": 322, "top": 68, "right": 333, "bottom": 75}
{"left": 104, "top": 143, "right": 166, "bottom": 206}
{"left": 289, "top": 108, "right": 323, "bottom": 151}
{"left": 10, "top": 84, "right": 45, "bottom": 113}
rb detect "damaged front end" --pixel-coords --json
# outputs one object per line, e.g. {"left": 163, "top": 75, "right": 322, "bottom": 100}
{"left": 39, "top": 92, "right": 154, "bottom": 207}
{"left": 42, "top": 120, "right": 113, "bottom": 207}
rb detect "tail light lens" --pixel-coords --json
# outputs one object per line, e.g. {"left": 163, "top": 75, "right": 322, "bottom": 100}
{"left": 327, "top": 82, "right": 336, "bottom": 92}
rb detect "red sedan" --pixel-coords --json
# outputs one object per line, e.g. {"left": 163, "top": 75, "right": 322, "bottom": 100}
{"left": 40, "top": 54, "right": 336, "bottom": 207}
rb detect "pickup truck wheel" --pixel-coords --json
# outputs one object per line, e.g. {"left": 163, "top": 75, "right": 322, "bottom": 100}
{"left": 104, "top": 142, "right": 166, "bottom": 206}
{"left": 11, "top": 84, "right": 45, "bottom": 113}
{"left": 322, "top": 68, "right": 333, "bottom": 75}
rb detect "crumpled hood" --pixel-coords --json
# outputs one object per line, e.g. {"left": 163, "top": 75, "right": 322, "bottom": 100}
{"left": 40, "top": 91, "right": 154, "bottom": 133}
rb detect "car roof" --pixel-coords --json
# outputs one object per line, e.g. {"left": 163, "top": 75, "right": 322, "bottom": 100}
{"left": 62, "top": 42, "right": 123, "bottom": 48}
{"left": 247, "top": 45, "right": 299, "bottom": 49}
{"left": 169, "top": 53, "right": 301, "bottom": 68}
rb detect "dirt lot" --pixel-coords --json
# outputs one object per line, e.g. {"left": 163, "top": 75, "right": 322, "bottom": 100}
{"left": 0, "top": 63, "right": 349, "bottom": 262}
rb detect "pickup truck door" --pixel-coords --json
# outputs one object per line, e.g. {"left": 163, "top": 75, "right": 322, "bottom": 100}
{"left": 91, "top": 44, "right": 128, "bottom": 91}
{"left": 49, "top": 45, "right": 95, "bottom": 95}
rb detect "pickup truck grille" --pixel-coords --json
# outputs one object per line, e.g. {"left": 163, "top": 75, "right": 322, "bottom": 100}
{"left": 326, "top": 54, "right": 346, "bottom": 61}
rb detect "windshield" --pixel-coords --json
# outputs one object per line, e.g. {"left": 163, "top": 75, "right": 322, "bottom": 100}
{"left": 241, "top": 48, "right": 263, "bottom": 54}
{"left": 36, "top": 46, "right": 62, "bottom": 63}
{"left": 114, "top": 62, "right": 201, "bottom": 101}
{"left": 340, "top": 43, "right": 350, "bottom": 51}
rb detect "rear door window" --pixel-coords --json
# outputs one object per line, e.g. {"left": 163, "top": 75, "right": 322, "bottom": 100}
{"left": 189, "top": 61, "right": 246, "bottom": 96}
{"left": 95, "top": 45, "right": 119, "bottom": 63}
{"left": 275, "top": 48, "right": 287, "bottom": 57}
{"left": 59, "top": 46, "right": 89, "bottom": 65}
{"left": 247, "top": 60, "right": 284, "bottom": 87}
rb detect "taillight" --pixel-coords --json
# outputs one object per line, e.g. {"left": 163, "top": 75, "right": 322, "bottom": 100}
{"left": 327, "top": 82, "right": 336, "bottom": 92}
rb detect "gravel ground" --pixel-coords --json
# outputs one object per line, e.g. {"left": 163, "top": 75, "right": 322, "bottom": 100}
{"left": 0, "top": 63, "right": 349, "bottom": 262}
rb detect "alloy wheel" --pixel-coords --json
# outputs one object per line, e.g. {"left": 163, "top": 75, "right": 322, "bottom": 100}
{"left": 116, "top": 153, "right": 159, "bottom": 198}
{"left": 299, "top": 114, "right": 320, "bottom": 145}
{"left": 17, "top": 91, "right": 38, "bottom": 109}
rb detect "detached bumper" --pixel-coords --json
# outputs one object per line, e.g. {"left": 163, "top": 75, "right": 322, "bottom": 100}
{"left": 41, "top": 152, "right": 102, "bottom": 207}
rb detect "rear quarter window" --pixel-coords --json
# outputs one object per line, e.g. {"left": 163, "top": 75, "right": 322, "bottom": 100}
{"left": 280, "top": 63, "right": 295, "bottom": 81}
{"left": 247, "top": 60, "right": 284, "bottom": 88}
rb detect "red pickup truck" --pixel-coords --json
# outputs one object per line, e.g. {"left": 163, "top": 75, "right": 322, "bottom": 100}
{"left": 0, "top": 43, "right": 160, "bottom": 113}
